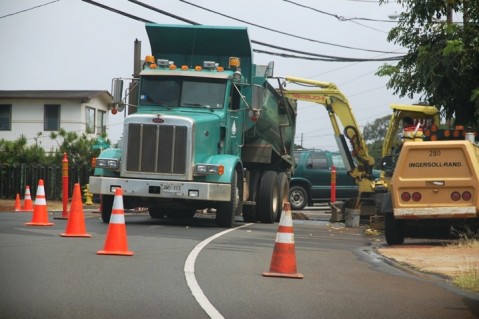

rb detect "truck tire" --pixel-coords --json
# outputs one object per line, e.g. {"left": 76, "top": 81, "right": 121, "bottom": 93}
{"left": 149, "top": 207, "right": 166, "bottom": 219}
{"left": 289, "top": 185, "right": 308, "bottom": 211}
{"left": 385, "top": 214, "right": 405, "bottom": 245}
{"left": 243, "top": 170, "right": 261, "bottom": 223}
{"left": 216, "top": 168, "right": 243, "bottom": 228}
{"left": 258, "top": 171, "right": 279, "bottom": 223}
{"left": 101, "top": 194, "right": 114, "bottom": 223}
{"left": 276, "top": 172, "right": 289, "bottom": 221}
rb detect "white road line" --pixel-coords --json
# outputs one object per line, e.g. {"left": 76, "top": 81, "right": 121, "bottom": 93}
{"left": 184, "top": 223, "right": 252, "bottom": 319}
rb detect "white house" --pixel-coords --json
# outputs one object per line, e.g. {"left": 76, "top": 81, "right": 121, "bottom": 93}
{"left": 0, "top": 90, "right": 112, "bottom": 152}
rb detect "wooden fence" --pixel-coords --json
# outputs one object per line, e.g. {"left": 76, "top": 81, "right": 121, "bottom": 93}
{"left": 0, "top": 164, "right": 92, "bottom": 200}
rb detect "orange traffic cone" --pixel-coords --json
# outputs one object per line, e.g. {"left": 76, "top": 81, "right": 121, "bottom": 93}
{"left": 25, "top": 180, "right": 54, "bottom": 226}
{"left": 61, "top": 183, "right": 91, "bottom": 237}
{"left": 97, "top": 188, "right": 133, "bottom": 256}
{"left": 14, "top": 193, "right": 21, "bottom": 212}
{"left": 22, "top": 186, "right": 34, "bottom": 211}
{"left": 263, "top": 202, "right": 303, "bottom": 279}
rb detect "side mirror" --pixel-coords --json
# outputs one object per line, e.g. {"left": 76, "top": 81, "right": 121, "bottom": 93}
{"left": 251, "top": 85, "right": 264, "bottom": 110}
{"left": 111, "top": 78, "right": 124, "bottom": 111}
{"left": 265, "top": 61, "right": 274, "bottom": 78}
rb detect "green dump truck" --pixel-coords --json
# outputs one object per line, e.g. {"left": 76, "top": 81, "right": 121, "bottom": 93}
{"left": 89, "top": 24, "right": 297, "bottom": 227}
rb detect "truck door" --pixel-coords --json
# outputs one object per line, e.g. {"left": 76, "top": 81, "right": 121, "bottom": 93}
{"left": 226, "top": 84, "right": 244, "bottom": 156}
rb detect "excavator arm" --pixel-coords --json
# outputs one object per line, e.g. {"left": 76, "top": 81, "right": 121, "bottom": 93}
{"left": 279, "top": 76, "right": 376, "bottom": 190}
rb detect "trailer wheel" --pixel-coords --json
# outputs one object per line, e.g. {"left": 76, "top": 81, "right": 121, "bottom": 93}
{"left": 385, "top": 214, "right": 405, "bottom": 245}
{"left": 276, "top": 172, "right": 289, "bottom": 221}
{"left": 216, "top": 168, "right": 243, "bottom": 228}
{"left": 100, "top": 195, "right": 114, "bottom": 223}
{"left": 243, "top": 170, "right": 261, "bottom": 223}
{"left": 258, "top": 171, "right": 279, "bottom": 223}
{"left": 289, "top": 185, "right": 308, "bottom": 210}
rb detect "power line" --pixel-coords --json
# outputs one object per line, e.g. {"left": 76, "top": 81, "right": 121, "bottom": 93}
{"left": 0, "top": 0, "right": 60, "bottom": 19}
{"left": 82, "top": 0, "right": 153, "bottom": 23}
{"left": 179, "top": 0, "right": 399, "bottom": 54}
{"left": 82, "top": 0, "right": 404, "bottom": 62}
{"left": 282, "top": 0, "right": 394, "bottom": 23}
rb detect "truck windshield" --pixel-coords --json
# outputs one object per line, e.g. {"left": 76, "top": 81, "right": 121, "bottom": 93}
{"left": 140, "top": 76, "right": 227, "bottom": 109}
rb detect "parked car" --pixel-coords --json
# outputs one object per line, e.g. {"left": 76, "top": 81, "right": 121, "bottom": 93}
{"left": 289, "top": 149, "right": 379, "bottom": 210}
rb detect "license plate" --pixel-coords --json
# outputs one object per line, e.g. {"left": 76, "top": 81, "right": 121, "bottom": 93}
{"left": 162, "top": 183, "right": 182, "bottom": 192}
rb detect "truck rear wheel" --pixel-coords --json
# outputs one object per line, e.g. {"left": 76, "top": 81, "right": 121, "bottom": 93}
{"left": 100, "top": 195, "right": 114, "bottom": 223}
{"left": 258, "top": 171, "right": 279, "bottom": 223}
{"left": 216, "top": 168, "right": 243, "bottom": 228}
{"left": 385, "top": 214, "right": 405, "bottom": 245}
{"left": 276, "top": 172, "right": 289, "bottom": 221}
{"left": 289, "top": 185, "right": 308, "bottom": 210}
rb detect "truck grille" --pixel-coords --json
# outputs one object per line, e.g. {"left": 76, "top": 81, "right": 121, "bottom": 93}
{"left": 126, "top": 123, "right": 188, "bottom": 174}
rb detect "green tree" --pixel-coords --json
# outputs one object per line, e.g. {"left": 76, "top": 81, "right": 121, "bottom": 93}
{"left": 0, "top": 129, "right": 108, "bottom": 166}
{"left": 378, "top": 0, "right": 479, "bottom": 127}
{"left": 49, "top": 128, "right": 106, "bottom": 166}
{"left": 0, "top": 135, "right": 47, "bottom": 165}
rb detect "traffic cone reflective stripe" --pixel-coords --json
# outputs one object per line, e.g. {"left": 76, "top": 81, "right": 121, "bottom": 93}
{"left": 25, "top": 180, "right": 54, "bottom": 226}
{"left": 61, "top": 183, "right": 91, "bottom": 237}
{"left": 97, "top": 188, "right": 134, "bottom": 256}
{"left": 22, "top": 186, "right": 34, "bottom": 211}
{"left": 263, "top": 202, "right": 303, "bottom": 279}
{"left": 14, "top": 193, "right": 21, "bottom": 212}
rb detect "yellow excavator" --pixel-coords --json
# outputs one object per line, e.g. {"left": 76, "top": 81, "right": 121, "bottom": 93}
{"left": 277, "top": 76, "right": 381, "bottom": 217}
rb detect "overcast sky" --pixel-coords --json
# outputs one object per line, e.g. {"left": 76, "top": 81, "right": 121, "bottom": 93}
{"left": 0, "top": 0, "right": 414, "bottom": 149}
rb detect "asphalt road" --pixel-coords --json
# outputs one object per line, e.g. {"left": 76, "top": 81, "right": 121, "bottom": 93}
{"left": 0, "top": 210, "right": 478, "bottom": 319}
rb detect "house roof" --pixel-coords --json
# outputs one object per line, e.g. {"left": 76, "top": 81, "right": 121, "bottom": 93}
{"left": 0, "top": 90, "right": 112, "bottom": 103}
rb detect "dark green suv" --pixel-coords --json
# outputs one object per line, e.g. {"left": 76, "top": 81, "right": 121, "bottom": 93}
{"left": 289, "top": 150, "right": 379, "bottom": 210}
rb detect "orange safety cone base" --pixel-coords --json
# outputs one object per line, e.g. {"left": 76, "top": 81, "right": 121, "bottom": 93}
{"left": 97, "top": 250, "right": 134, "bottom": 256}
{"left": 25, "top": 221, "right": 54, "bottom": 226}
{"left": 262, "top": 271, "right": 304, "bottom": 279}
{"left": 54, "top": 215, "right": 69, "bottom": 220}
{"left": 61, "top": 232, "right": 91, "bottom": 238}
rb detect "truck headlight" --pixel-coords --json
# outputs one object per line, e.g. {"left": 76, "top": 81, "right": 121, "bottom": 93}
{"left": 195, "top": 164, "right": 224, "bottom": 175}
{"left": 96, "top": 158, "right": 120, "bottom": 170}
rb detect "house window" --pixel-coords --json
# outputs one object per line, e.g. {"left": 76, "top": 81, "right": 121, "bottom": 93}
{"left": 44, "top": 104, "right": 60, "bottom": 131}
{"left": 0, "top": 104, "right": 12, "bottom": 130}
{"left": 97, "top": 110, "right": 106, "bottom": 134}
{"left": 86, "top": 107, "right": 95, "bottom": 133}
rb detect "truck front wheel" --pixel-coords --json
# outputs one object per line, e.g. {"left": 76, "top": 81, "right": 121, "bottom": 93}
{"left": 289, "top": 185, "right": 308, "bottom": 210}
{"left": 385, "top": 214, "right": 405, "bottom": 245}
{"left": 258, "top": 171, "right": 279, "bottom": 223}
{"left": 216, "top": 169, "right": 243, "bottom": 228}
{"left": 100, "top": 195, "right": 114, "bottom": 223}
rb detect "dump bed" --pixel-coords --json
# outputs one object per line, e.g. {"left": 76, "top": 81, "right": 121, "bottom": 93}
{"left": 392, "top": 141, "right": 479, "bottom": 219}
